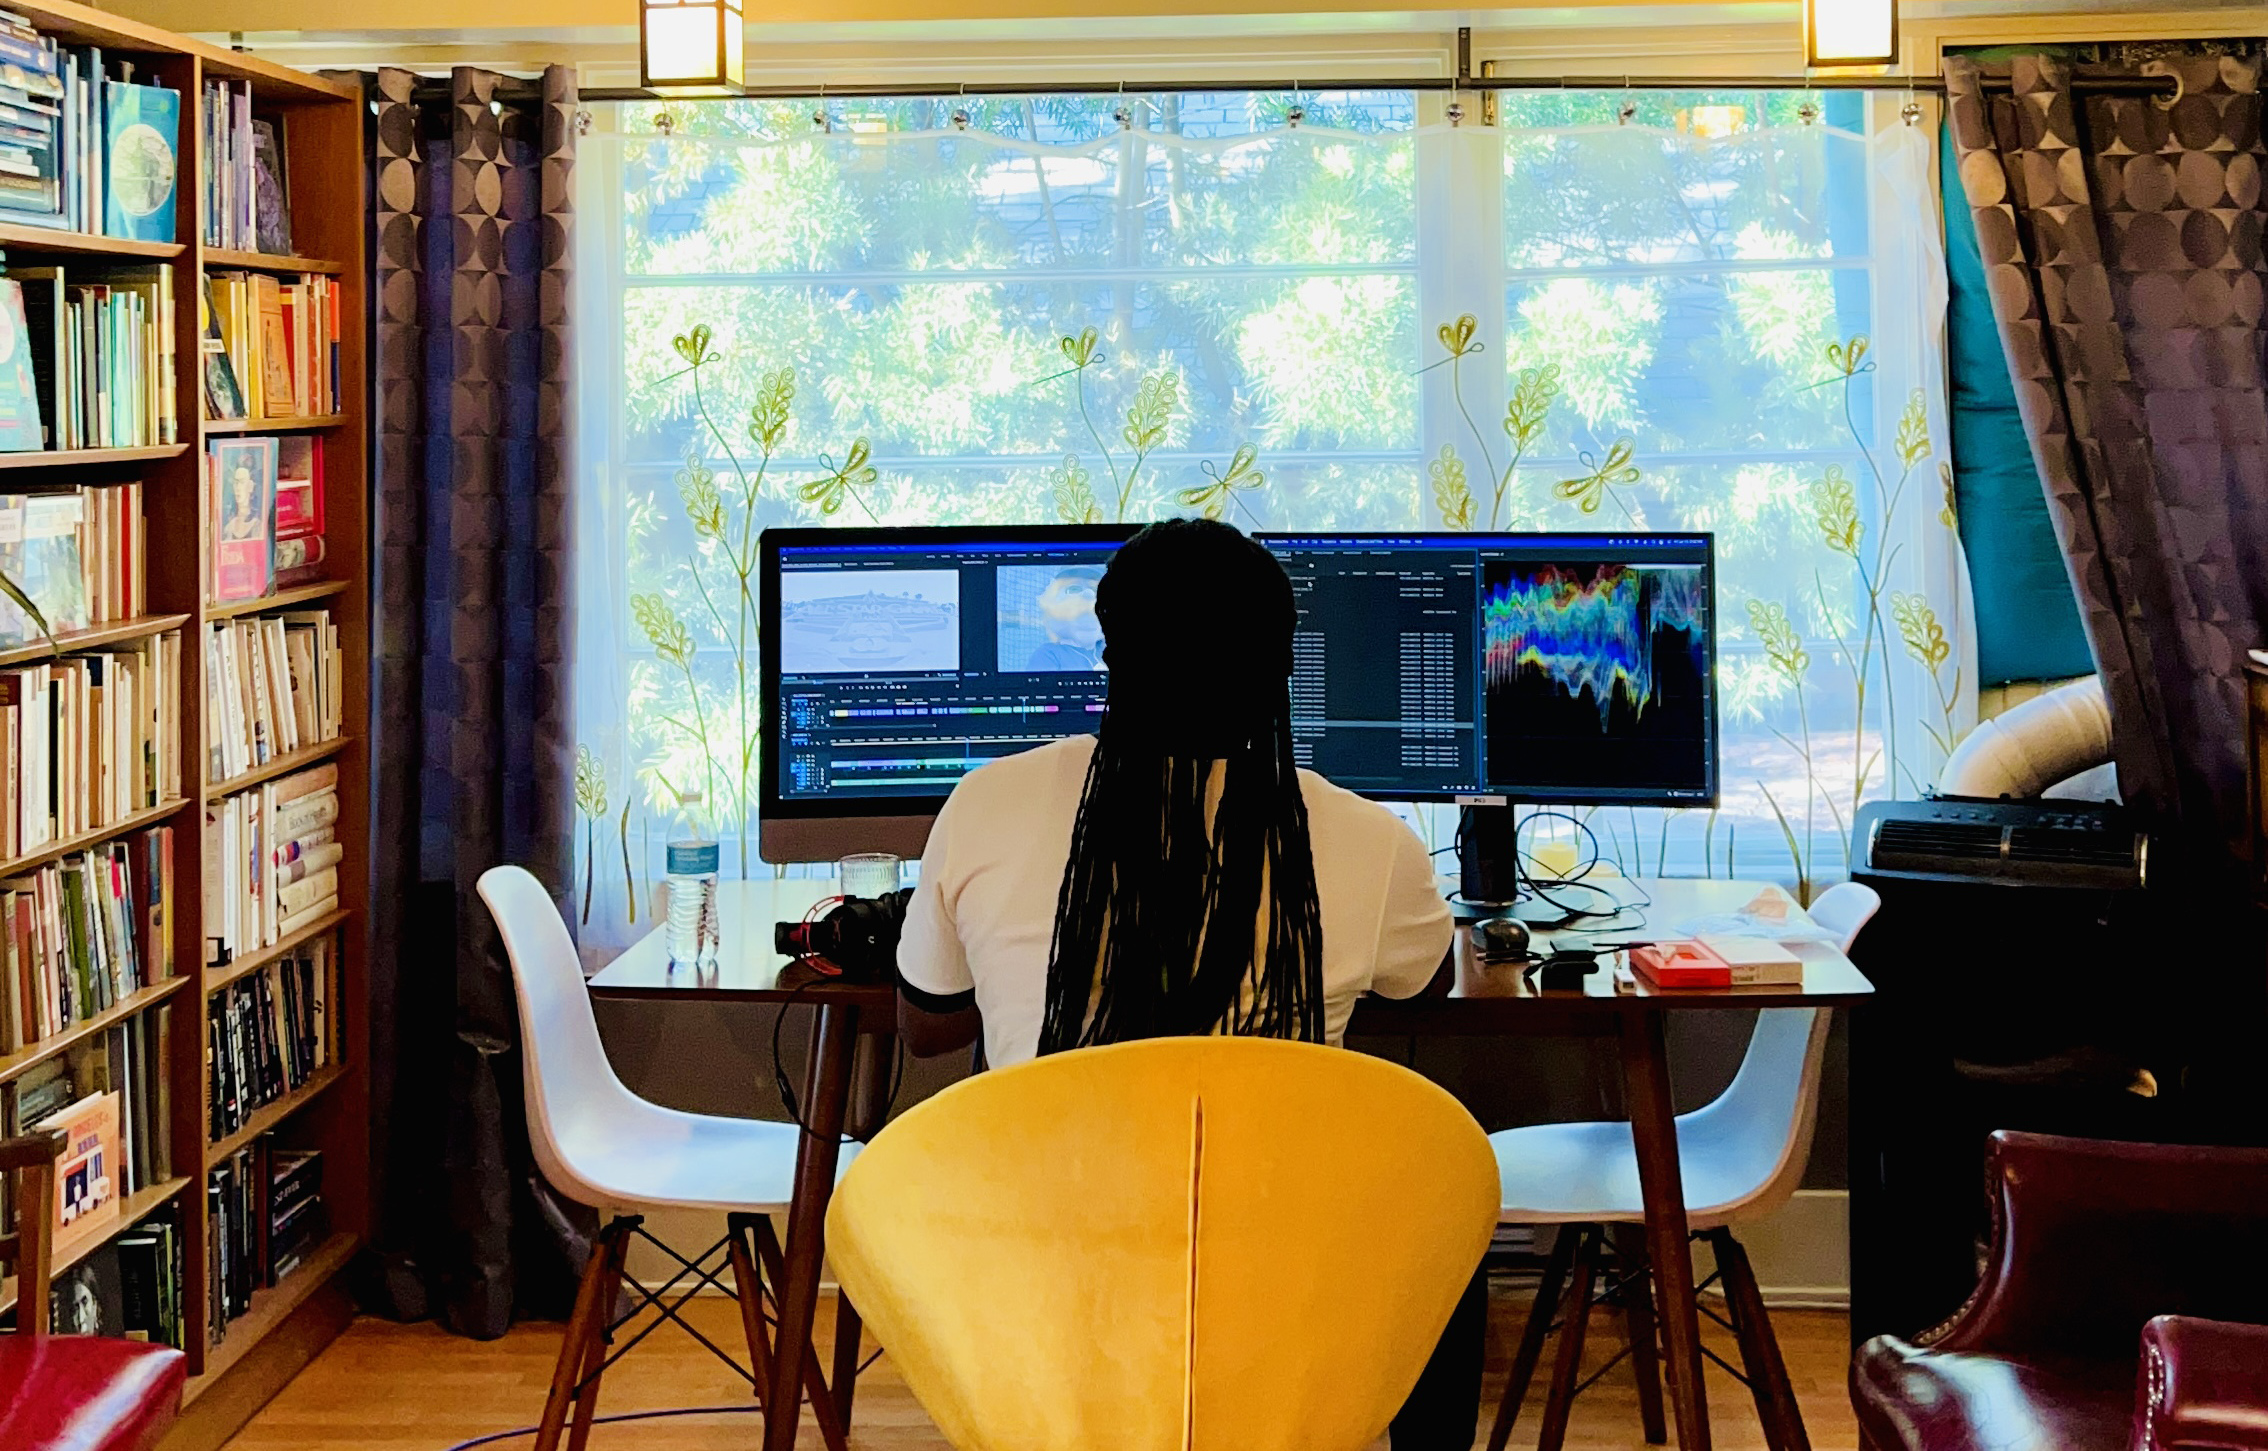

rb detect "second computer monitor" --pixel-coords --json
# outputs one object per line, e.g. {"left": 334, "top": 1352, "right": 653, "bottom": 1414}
{"left": 1261, "top": 533, "right": 1719, "bottom": 806}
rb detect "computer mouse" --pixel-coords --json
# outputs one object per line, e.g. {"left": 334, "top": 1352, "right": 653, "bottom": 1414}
{"left": 1477, "top": 916, "right": 1531, "bottom": 962}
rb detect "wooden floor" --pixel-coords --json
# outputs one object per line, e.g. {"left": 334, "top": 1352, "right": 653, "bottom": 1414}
{"left": 224, "top": 1282, "right": 1860, "bottom": 1450}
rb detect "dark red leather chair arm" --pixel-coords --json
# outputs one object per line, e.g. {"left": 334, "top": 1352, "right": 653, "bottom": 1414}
{"left": 2133, "top": 1317, "right": 2268, "bottom": 1451}
{"left": 1925, "top": 1134, "right": 2268, "bottom": 1363}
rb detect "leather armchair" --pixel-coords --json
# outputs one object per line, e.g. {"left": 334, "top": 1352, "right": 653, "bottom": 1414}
{"left": 0, "top": 1130, "right": 185, "bottom": 1451}
{"left": 1852, "top": 1132, "right": 2268, "bottom": 1451}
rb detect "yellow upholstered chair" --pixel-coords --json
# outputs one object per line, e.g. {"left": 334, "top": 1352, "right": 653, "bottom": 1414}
{"left": 825, "top": 1036, "right": 1499, "bottom": 1451}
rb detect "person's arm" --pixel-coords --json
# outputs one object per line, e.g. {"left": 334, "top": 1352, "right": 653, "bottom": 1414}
{"left": 1368, "top": 823, "right": 1455, "bottom": 999}
{"left": 895, "top": 794, "right": 984, "bottom": 1058}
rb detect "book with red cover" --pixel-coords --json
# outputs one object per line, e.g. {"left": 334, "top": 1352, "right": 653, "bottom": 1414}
{"left": 274, "top": 435, "right": 322, "bottom": 538}
{"left": 34, "top": 1089, "right": 120, "bottom": 1253}
{"left": 208, "top": 437, "right": 276, "bottom": 602}
{"left": 1630, "top": 940, "right": 1731, "bottom": 989}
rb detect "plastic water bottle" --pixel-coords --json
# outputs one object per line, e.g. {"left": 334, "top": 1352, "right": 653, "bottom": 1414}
{"left": 665, "top": 790, "right": 720, "bottom": 969}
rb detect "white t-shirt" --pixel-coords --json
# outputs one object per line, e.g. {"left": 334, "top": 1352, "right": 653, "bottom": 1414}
{"left": 898, "top": 735, "right": 1452, "bottom": 1068}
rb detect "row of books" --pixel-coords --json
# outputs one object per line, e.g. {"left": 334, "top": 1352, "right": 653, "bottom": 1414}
{"left": 207, "top": 435, "right": 326, "bottom": 604}
{"left": 201, "top": 271, "right": 338, "bottom": 422}
{"left": 207, "top": 941, "right": 330, "bottom": 1140}
{"left": 209, "top": 1139, "right": 323, "bottom": 1338}
{"left": 0, "top": 824, "right": 174, "bottom": 1049}
{"left": 0, "top": 265, "right": 178, "bottom": 452}
{"left": 199, "top": 79, "right": 292, "bottom": 255}
{"left": 203, "top": 763, "right": 339, "bottom": 966}
{"left": 55, "top": 1206, "right": 190, "bottom": 1345}
{"left": 204, "top": 610, "right": 341, "bottom": 782}
{"left": 0, "top": 483, "right": 146, "bottom": 646}
{"left": 0, "top": 631, "right": 184, "bottom": 856}
{"left": 0, "top": 17, "right": 180, "bottom": 241}
{"left": 0, "top": 1009, "right": 173, "bottom": 1251}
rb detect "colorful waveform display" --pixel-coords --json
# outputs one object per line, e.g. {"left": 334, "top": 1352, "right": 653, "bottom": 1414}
{"left": 1483, "top": 565, "right": 1707, "bottom": 729}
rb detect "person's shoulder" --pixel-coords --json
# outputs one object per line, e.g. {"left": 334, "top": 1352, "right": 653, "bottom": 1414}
{"left": 1296, "top": 768, "right": 1421, "bottom": 847}
{"left": 950, "top": 734, "right": 1096, "bottom": 802}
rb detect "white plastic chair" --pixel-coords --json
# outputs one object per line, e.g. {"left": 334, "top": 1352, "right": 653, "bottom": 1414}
{"left": 1484, "top": 881, "right": 1881, "bottom": 1451}
{"left": 477, "top": 864, "right": 852, "bottom": 1451}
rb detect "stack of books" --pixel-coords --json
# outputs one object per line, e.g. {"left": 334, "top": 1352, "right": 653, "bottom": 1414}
{"left": 203, "top": 607, "right": 341, "bottom": 778}
{"left": 115, "top": 1208, "right": 188, "bottom": 1345}
{"left": 206, "top": 938, "right": 328, "bottom": 1138}
{"left": 0, "top": 485, "right": 147, "bottom": 641}
{"left": 0, "top": 631, "right": 185, "bottom": 854}
{"left": 0, "top": 263, "right": 177, "bottom": 451}
{"left": 0, "top": 824, "right": 175, "bottom": 1045}
{"left": 0, "top": 15, "right": 181, "bottom": 241}
{"left": 203, "top": 762, "right": 339, "bottom": 965}
{"left": 200, "top": 270, "right": 338, "bottom": 421}
{"left": 198, "top": 80, "right": 290, "bottom": 254}
{"left": 208, "top": 1143, "right": 255, "bottom": 1332}
{"left": 267, "top": 1147, "right": 322, "bottom": 1282}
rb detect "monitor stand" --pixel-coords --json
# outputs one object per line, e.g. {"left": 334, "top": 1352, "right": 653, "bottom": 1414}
{"left": 1448, "top": 804, "right": 1566, "bottom": 924}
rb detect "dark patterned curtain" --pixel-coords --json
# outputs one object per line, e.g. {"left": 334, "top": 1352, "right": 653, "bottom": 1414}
{"left": 1944, "top": 49, "right": 2267, "bottom": 864}
{"left": 358, "top": 64, "right": 588, "bottom": 1337}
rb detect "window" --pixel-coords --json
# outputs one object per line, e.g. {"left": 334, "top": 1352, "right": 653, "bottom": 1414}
{"left": 570, "top": 87, "right": 1969, "bottom": 924}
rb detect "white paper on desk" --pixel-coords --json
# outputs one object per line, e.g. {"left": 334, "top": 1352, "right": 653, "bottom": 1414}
{"left": 1672, "top": 911, "right": 1838, "bottom": 944}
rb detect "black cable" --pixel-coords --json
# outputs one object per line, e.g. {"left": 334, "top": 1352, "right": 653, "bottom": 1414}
{"left": 440, "top": 1404, "right": 761, "bottom": 1450}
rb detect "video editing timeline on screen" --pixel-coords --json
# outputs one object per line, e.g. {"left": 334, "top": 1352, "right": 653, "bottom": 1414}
{"left": 1265, "top": 534, "right": 1718, "bottom": 804}
{"left": 774, "top": 537, "right": 1119, "bottom": 802}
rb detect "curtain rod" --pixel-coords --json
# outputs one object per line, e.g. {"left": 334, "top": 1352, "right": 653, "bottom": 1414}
{"left": 402, "top": 72, "right": 2180, "bottom": 106}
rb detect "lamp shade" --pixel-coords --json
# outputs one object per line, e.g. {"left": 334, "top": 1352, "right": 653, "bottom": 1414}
{"left": 1804, "top": 0, "right": 1898, "bottom": 68}
{"left": 641, "top": 0, "right": 746, "bottom": 94}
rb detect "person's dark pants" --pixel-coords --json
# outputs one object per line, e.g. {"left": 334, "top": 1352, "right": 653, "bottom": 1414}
{"left": 1390, "top": 1267, "right": 1488, "bottom": 1450}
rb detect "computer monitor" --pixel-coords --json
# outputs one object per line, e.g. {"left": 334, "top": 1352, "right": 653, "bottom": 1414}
{"left": 1258, "top": 532, "right": 1719, "bottom": 807}
{"left": 759, "top": 525, "right": 1137, "bottom": 861}
{"left": 759, "top": 525, "right": 1718, "bottom": 869}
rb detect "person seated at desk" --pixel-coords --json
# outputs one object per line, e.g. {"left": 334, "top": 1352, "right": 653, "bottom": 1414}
{"left": 896, "top": 517, "right": 1478, "bottom": 1450}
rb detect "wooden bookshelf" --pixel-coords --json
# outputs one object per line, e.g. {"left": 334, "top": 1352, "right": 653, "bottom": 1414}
{"left": 0, "top": 796, "right": 189, "bottom": 877}
{"left": 0, "top": 4, "right": 370, "bottom": 1439}
{"left": 204, "top": 579, "right": 350, "bottom": 621}
{"left": 202, "top": 248, "right": 344, "bottom": 276}
{"left": 204, "top": 736, "right": 351, "bottom": 800}
{"left": 0, "top": 222, "right": 185, "bottom": 259}
{"left": 202, "top": 415, "right": 348, "bottom": 434}
{"left": 0, "top": 975, "right": 190, "bottom": 1086}
{"left": 0, "top": 610, "right": 191, "bottom": 669}
{"left": 0, "top": 443, "right": 190, "bottom": 470}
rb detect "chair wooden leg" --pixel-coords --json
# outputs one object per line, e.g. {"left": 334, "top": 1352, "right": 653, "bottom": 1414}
{"left": 533, "top": 1216, "right": 623, "bottom": 1451}
{"left": 1712, "top": 1228, "right": 1812, "bottom": 1451}
{"left": 1486, "top": 1224, "right": 1580, "bottom": 1451}
{"left": 831, "top": 1290, "right": 865, "bottom": 1428}
{"left": 566, "top": 1220, "right": 632, "bottom": 1451}
{"left": 1536, "top": 1227, "right": 1602, "bottom": 1451}
{"left": 726, "top": 1214, "right": 775, "bottom": 1411}
{"left": 753, "top": 1216, "right": 853, "bottom": 1451}
{"left": 1611, "top": 1224, "right": 1669, "bottom": 1445}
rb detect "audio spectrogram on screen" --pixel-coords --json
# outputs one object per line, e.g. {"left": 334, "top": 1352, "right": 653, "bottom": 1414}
{"left": 1482, "top": 562, "right": 1712, "bottom": 795}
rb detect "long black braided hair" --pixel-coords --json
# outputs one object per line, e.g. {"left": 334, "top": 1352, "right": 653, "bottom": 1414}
{"left": 1036, "top": 518, "right": 1326, "bottom": 1054}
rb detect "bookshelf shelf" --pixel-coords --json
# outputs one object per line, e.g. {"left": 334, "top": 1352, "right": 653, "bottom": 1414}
{"left": 202, "top": 248, "right": 345, "bottom": 276}
{"left": 0, "top": 1176, "right": 195, "bottom": 1318}
{"left": 205, "top": 909, "right": 352, "bottom": 996}
{"left": 0, "top": 976, "right": 192, "bottom": 1088}
{"left": 201, "top": 415, "right": 349, "bottom": 435}
{"left": 203, "top": 581, "right": 351, "bottom": 621}
{"left": 204, "top": 736, "right": 350, "bottom": 802}
{"left": 0, "top": 223, "right": 186, "bottom": 260}
{"left": 208, "top": 1062, "right": 348, "bottom": 1166}
{"left": 0, "top": 612, "right": 192, "bottom": 670}
{"left": 0, "top": 444, "right": 190, "bottom": 471}
{"left": 0, "top": 796, "right": 190, "bottom": 879}
{"left": 184, "top": 1230, "right": 360, "bottom": 1406}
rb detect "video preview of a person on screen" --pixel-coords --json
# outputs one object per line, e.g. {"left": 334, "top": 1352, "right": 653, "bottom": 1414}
{"left": 1022, "top": 566, "right": 1106, "bottom": 671}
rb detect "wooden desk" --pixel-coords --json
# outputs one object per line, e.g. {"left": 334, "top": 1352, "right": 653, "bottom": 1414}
{"left": 1357, "top": 876, "right": 1871, "bottom": 1451}
{"left": 590, "top": 876, "right": 1872, "bottom": 1451}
